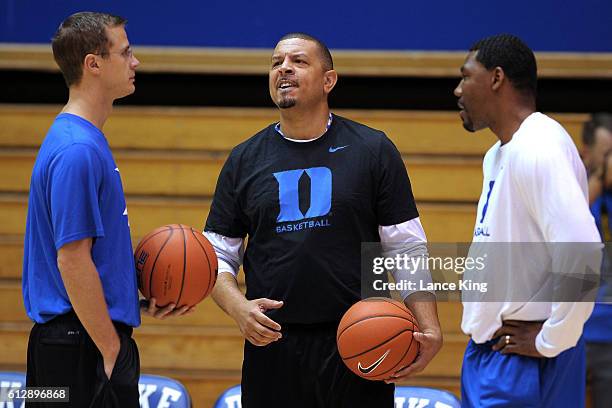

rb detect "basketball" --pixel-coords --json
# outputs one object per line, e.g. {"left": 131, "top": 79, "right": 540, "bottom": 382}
{"left": 336, "top": 297, "right": 420, "bottom": 381}
{"left": 134, "top": 224, "right": 218, "bottom": 308}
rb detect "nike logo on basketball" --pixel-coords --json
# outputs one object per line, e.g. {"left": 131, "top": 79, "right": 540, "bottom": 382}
{"left": 357, "top": 349, "right": 390, "bottom": 374}
{"left": 329, "top": 145, "right": 349, "bottom": 153}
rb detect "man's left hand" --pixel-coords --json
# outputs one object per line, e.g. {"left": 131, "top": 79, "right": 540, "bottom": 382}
{"left": 385, "top": 328, "right": 443, "bottom": 383}
{"left": 140, "top": 298, "right": 195, "bottom": 319}
{"left": 491, "top": 320, "right": 545, "bottom": 358}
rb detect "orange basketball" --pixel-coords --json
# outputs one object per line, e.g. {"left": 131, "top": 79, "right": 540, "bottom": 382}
{"left": 134, "top": 224, "right": 218, "bottom": 308}
{"left": 337, "top": 297, "right": 419, "bottom": 381}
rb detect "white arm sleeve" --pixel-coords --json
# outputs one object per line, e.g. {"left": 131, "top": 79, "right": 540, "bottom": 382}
{"left": 379, "top": 217, "right": 434, "bottom": 300}
{"left": 202, "top": 231, "right": 245, "bottom": 277}
{"left": 514, "top": 143, "right": 601, "bottom": 357}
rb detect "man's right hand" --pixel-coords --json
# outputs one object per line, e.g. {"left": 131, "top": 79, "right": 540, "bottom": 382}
{"left": 234, "top": 298, "right": 283, "bottom": 346}
{"left": 56, "top": 238, "right": 125, "bottom": 381}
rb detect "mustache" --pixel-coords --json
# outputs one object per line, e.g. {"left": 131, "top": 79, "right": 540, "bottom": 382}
{"left": 276, "top": 76, "right": 298, "bottom": 87}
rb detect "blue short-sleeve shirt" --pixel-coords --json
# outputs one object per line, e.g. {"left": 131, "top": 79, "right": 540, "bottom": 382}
{"left": 23, "top": 113, "right": 140, "bottom": 326}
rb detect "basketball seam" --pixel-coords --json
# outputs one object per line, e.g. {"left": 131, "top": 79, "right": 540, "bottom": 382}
{"left": 174, "top": 226, "right": 188, "bottom": 307}
{"left": 337, "top": 313, "right": 416, "bottom": 341}
{"left": 370, "top": 330, "right": 417, "bottom": 378}
{"left": 376, "top": 298, "right": 417, "bottom": 318}
{"left": 340, "top": 327, "right": 415, "bottom": 360}
{"left": 148, "top": 227, "right": 174, "bottom": 305}
{"left": 362, "top": 298, "right": 417, "bottom": 323}
{"left": 134, "top": 226, "right": 172, "bottom": 254}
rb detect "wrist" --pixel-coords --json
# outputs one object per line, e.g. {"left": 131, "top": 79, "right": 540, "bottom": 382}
{"left": 100, "top": 331, "right": 121, "bottom": 360}
{"left": 228, "top": 297, "right": 249, "bottom": 321}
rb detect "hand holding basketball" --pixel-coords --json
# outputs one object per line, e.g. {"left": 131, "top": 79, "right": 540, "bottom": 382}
{"left": 134, "top": 224, "right": 218, "bottom": 312}
{"left": 386, "top": 292, "right": 443, "bottom": 383}
{"left": 140, "top": 297, "right": 195, "bottom": 320}
{"left": 385, "top": 328, "right": 442, "bottom": 383}
{"left": 337, "top": 298, "right": 420, "bottom": 381}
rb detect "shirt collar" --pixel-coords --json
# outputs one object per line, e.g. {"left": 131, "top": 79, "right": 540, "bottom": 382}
{"left": 275, "top": 112, "right": 333, "bottom": 142}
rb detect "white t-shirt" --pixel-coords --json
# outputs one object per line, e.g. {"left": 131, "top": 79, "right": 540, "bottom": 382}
{"left": 461, "top": 112, "right": 601, "bottom": 357}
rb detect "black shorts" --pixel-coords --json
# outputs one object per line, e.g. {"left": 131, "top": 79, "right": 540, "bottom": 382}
{"left": 26, "top": 311, "right": 140, "bottom": 408}
{"left": 241, "top": 322, "right": 394, "bottom": 408}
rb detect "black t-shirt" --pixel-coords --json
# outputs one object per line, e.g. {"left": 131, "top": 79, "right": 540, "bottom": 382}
{"left": 205, "top": 114, "right": 418, "bottom": 324}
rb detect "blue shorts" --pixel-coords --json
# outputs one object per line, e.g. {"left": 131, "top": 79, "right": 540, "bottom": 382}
{"left": 461, "top": 337, "right": 585, "bottom": 407}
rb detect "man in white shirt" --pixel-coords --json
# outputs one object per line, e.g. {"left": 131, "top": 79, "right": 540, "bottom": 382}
{"left": 455, "top": 33, "right": 601, "bottom": 407}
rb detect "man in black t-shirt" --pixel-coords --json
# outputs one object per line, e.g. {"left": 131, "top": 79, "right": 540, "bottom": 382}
{"left": 204, "top": 33, "right": 443, "bottom": 407}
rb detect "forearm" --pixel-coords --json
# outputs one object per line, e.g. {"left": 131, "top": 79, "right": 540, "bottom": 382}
{"left": 57, "top": 245, "right": 119, "bottom": 358}
{"left": 404, "top": 291, "right": 441, "bottom": 334}
{"left": 212, "top": 272, "right": 248, "bottom": 321}
{"left": 379, "top": 218, "right": 435, "bottom": 300}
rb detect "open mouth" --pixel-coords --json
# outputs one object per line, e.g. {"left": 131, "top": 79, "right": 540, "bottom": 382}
{"left": 457, "top": 102, "right": 466, "bottom": 118}
{"left": 278, "top": 79, "right": 297, "bottom": 90}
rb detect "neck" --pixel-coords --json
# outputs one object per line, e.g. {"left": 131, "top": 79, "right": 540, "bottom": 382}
{"left": 278, "top": 103, "right": 331, "bottom": 140}
{"left": 61, "top": 84, "right": 114, "bottom": 130}
{"left": 490, "top": 101, "right": 536, "bottom": 145}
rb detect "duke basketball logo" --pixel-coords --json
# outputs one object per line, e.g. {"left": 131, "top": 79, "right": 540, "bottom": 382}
{"left": 273, "top": 167, "right": 332, "bottom": 233}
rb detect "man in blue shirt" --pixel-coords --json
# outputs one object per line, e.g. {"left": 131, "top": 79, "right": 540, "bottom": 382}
{"left": 23, "top": 12, "right": 191, "bottom": 407}
{"left": 581, "top": 113, "right": 612, "bottom": 408}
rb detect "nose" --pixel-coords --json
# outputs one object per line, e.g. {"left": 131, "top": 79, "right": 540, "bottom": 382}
{"left": 454, "top": 80, "right": 463, "bottom": 97}
{"left": 131, "top": 55, "right": 140, "bottom": 69}
{"left": 279, "top": 57, "right": 294, "bottom": 75}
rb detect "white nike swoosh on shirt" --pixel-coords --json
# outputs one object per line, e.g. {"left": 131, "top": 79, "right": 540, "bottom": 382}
{"left": 329, "top": 145, "right": 349, "bottom": 153}
{"left": 357, "top": 349, "right": 391, "bottom": 374}
{"left": 114, "top": 167, "right": 120, "bottom": 172}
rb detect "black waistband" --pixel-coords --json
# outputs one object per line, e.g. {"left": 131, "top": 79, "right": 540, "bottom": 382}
{"left": 43, "top": 310, "right": 133, "bottom": 336}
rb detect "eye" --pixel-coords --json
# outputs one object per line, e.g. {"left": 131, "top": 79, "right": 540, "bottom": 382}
{"left": 122, "top": 47, "right": 133, "bottom": 58}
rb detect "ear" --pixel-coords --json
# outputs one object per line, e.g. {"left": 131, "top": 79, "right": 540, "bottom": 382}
{"left": 491, "top": 66, "right": 505, "bottom": 91}
{"left": 323, "top": 69, "right": 338, "bottom": 94}
{"left": 83, "top": 54, "right": 101, "bottom": 77}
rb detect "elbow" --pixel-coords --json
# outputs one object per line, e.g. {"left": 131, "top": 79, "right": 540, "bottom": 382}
{"left": 56, "top": 251, "right": 72, "bottom": 273}
{"left": 535, "top": 303, "right": 594, "bottom": 357}
{"left": 56, "top": 251, "right": 83, "bottom": 278}
{"left": 536, "top": 331, "right": 582, "bottom": 358}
